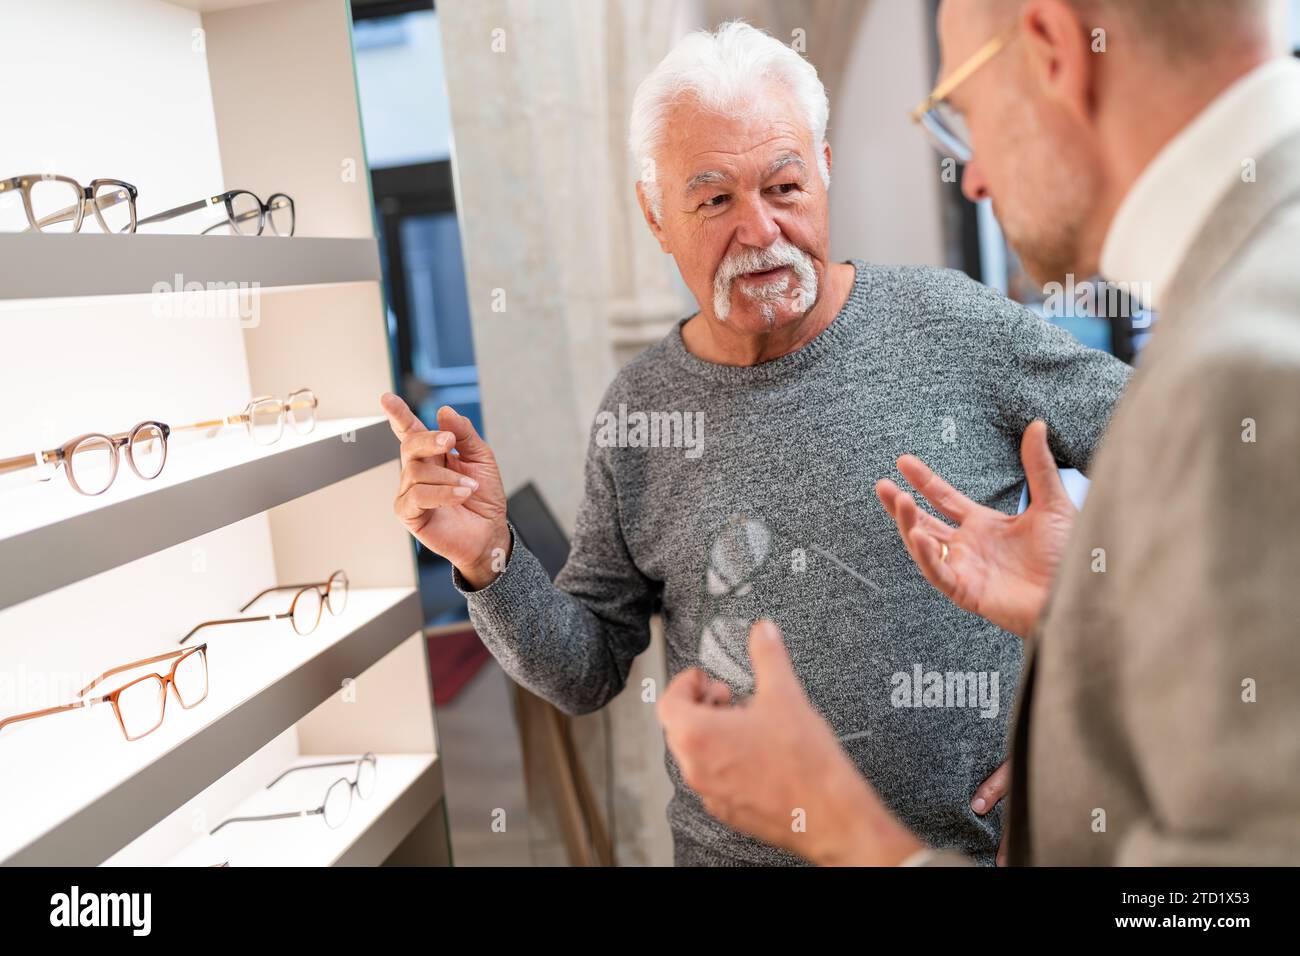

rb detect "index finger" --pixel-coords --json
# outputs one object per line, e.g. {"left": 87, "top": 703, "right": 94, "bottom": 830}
{"left": 896, "top": 455, "right": 973, "bottom": 524}
{"left": 381, "top": 392, "right": 427, "bottom": 441}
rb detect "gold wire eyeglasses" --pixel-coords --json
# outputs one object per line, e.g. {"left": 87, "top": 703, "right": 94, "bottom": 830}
{"left": 909, "top": 24, "right": 1018, "bottom": 163}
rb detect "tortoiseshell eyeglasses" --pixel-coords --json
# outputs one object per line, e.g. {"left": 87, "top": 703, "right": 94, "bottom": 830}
{"left": 178, "top": 570, "right": 348, "bottom": 646}
{"left": 0, "top": 645, "right": 209, "bottom": 742}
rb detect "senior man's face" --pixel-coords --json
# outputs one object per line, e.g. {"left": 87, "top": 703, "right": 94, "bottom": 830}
{"left": 645, "top": 82, "right": 832, "bottom": 334}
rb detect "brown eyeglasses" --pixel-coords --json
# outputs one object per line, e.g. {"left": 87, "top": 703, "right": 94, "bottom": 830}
{"left": 178, "top": 570, "right": 349, "bottom": 646}
{"left": 0, "top": 644, "right": 209, "bottom": 742}
{"left": 0, "top": 420, "right": 170, "bottom": 496}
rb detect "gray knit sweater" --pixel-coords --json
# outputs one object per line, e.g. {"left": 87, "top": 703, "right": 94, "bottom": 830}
{"left": 456, "top": 261, "right": 1131, "bottom": 866}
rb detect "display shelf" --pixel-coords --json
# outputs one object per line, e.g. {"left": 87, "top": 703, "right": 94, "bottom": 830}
{"left": 0, "top": 235, "right": 381, "bottom": 302}
{"left": 0, "top": 587, "right": 421, "bottom": 866}
{"left": 0, "top": 417, "right": 396, "bottom": 612}
{"left": 156, "top": 753, "right": 442, "bottom": 867}
{"left": 1, "top": 0, "right": 447, "bottom": 866}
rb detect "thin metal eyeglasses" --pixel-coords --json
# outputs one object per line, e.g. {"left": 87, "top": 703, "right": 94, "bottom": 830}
{"left": 909, "top": 24, "right": 1018, "bottom": 163}
{"left": 178, "top": 570, "right": 349, "bottom": 646}
{"left": 0, "top": 644, "right": 209, "bottom": 742}
{"left": 137, "top": 190, "right": 295, "bottom": 236}
{"left": 0, "top": 420, "right": 170, "bottom": 496}
{"left": 0, "top": 174, "right": 138, "bottom": 234}
{"left": 209, "top": 753, "right": 378, "bottom": 834}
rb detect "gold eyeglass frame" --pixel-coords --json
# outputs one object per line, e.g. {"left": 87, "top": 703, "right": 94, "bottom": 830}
{"left": 909, "top": 24, "right": 1018, "bottom": 160}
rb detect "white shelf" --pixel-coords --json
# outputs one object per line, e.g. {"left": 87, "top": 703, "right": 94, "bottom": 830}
{"left": 0, "top": 234, "right": 381, "bottom": 302}
{"left": 0, "top": 417, "right": 397, "bottom": 612}
{"left": 0, "top": 587, "right": 422, "bottom": 866}
{"left": 156, "top": 753, "right": 441, "bottom": 867}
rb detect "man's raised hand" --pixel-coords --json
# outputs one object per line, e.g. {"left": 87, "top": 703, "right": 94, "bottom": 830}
{"left": 874, "top": 420, "right": 1078, "bottom": 639}
{"left": 381, "top": 393, "right": 510, "bottom": 589}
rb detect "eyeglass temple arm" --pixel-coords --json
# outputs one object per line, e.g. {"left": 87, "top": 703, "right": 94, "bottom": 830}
{"left": 240, "top": 583, "right": 325, "bottom": 613}
{"left": 0, "top": 698, "right": 105, "bottom": 734}
{"left": 79, "top": 648, "right": 189, "bottom": 696}
{"left": 266, "top": 758, "right": 364, "bottom": 789}
{"left": 210, "top": 807, "right": 322, "bottom": 835}
{"left": 0, "top": 449, "right": 58, "bottom": 476}
{"left": 179, "top": 615, "right": 273, "bottom": 646}
{"left": 910, "top": 26, "right": 1016, "bottom": 121}
{"left": 171, "top": 417, "right": 235, "bottom": 439}
{"left": 136, "top": 197, "right": 214, "bottom": 228}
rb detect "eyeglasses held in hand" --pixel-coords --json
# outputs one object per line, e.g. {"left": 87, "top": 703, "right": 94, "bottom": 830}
{"left": 0, "top": 420, "right": 170, "bottom": 496}
{"left": 0, "top": 644, "right": 209, "bottom": 742}
{"left": 137, "top": 189, "right": 295, "bottom": 236}
{"left": 0, "top": 174, "right": 138, "bottom": 234}
{"left": 178, "top": 570, "right": 349, "bottom": 646}
{"left": 171, "top": 388, "right": 317, "bottom": 447}
{"left": 209, "top": 753, "right": 377, "bottom": 834}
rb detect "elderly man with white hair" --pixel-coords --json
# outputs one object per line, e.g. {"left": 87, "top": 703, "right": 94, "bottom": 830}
{"left": 381, "top": 20, "right": 1129, "bottom": 866}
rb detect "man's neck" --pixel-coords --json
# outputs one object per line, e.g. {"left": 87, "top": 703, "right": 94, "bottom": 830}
{"left": 1092, "top": 51, "right": 1274, "bottom": 255}
{"left": 682, "top": 261, "right": 855, "bottom": 366}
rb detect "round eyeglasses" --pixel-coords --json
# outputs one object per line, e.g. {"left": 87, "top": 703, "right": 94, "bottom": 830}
{"left": 0, "top": 420, "right": 171, "bottom": 496}
{"left": 209, "top": 753, "right": 378, "bottom": 835}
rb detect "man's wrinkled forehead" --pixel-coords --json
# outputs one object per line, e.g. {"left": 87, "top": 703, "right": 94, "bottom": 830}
{"left": 659, "top": 85, "right": 812, "bottom": 177}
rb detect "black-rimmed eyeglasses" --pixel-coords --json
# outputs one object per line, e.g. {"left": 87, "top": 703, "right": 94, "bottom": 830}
{"left": 137, "top": 190, "right": 295, "bottom": 236}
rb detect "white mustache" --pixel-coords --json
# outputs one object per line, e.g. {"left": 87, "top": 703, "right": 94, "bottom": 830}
{"left": 712, "top": 239, "right": 817, "bottom": 322}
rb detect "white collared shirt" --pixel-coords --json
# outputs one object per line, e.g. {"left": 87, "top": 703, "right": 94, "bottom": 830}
{"left": 1100, "top": 57, "right": 1300, "bottom": 312}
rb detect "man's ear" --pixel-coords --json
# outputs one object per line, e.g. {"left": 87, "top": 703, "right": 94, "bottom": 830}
{"left": 1019, "top": 0, "right": 1095, "bottom": 126}
{"left": 636, "top": 181, "right": 673, "bottom": 253}
{"left": 821, "top": 140, "right": 833, "bottom": 187}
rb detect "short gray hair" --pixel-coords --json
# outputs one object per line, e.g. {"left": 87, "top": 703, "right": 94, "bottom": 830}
{"left": 629, "top": 21, "right": 831, "bottom": 221}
